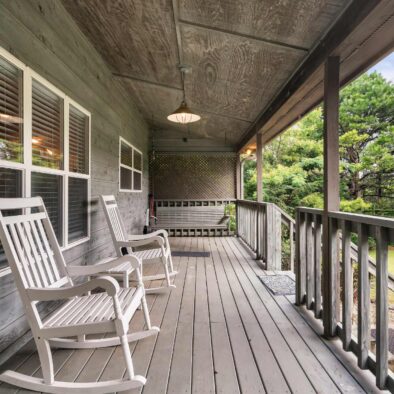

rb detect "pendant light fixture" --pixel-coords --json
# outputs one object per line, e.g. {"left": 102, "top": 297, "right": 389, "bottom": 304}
{"left": 167, "top": 65, "right": 200, "bottom": 124}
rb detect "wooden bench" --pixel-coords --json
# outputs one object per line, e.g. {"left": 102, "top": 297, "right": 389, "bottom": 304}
{"left": 152, "top": 205, "right": 230, "bottom": 236}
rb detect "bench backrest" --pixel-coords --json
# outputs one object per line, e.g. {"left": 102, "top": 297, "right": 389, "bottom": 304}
{"left": 156, "top": 205, "right": 226, "bottom": 227}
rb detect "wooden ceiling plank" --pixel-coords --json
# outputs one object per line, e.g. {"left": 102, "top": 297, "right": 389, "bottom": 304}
{"left": 113, "top": 73, "right": 183, "bottom": 92}
{"left": 177, "top": 18, "right": 309, "bottom": 52}
{"left": 237, "top": 0, "right": 382, "bottom": 151}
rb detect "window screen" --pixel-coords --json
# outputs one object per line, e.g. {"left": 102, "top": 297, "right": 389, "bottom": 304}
{"left": 31, "top": 172, "right": 63, "bottom": 245}
{"left": 0, "top": 168, "right": 22, "bottom": 270}
{"left": 68, "top": 177, "right": 88, "bottom": 243}
{"left": 0, "top": 56, "right": 23, "bottom": 163}
{"left": 69, "top": 105, "right": 89, "bottom": 174}
{"left": 32, "top": 79, "right": 63, "bottom": 169}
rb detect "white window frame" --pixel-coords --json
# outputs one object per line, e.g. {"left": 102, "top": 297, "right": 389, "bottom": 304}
{"left": 0, "top": 47, "right": 91, "bottom": 277}
{"left": 119, "top": 136, "right": 143, "bottom": 193}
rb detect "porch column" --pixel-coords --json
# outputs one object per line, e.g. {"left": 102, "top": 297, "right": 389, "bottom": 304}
{"left": 322, "top": 56, "right": 340, "bottom": 337}
{"left": 236, "top": 154, "right": 243, "bottom": 200}
{"left": 256, "top": 132, "right": 263, "bottom": 202}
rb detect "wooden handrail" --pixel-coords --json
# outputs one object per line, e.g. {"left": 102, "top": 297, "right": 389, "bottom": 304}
{"left": 236, "top": 199, "right": 295, "bottom": 271}
{"left": 296, "top": 207, "right": 394, "bottom": 390}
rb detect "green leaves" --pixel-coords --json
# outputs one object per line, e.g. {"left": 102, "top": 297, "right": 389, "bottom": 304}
{"left": 243, "top": 71, "right": 393, "bottom": 217}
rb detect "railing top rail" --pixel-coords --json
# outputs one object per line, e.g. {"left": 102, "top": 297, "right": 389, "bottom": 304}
{"left": 328, "top": 211, "right": 394, "bottom": 228}
{"left": 297, "top": 207, "right": 324, "bottom": 215}
{"left": 155, "top": 198, "right": 236, "bottom": 202}
{"left": 297, "top": 207, "right": 394, "bottom": 229}
{"left": 237, "top": 199, "right": 296, "bottom": 225}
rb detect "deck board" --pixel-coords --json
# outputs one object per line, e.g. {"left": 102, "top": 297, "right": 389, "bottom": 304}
{"left": 0, "top": 237, "right": 386, "bottom": 394}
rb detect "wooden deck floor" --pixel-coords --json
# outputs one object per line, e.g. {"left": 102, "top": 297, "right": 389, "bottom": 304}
{"left": 0, "top": 237, "right": 386, "bottom": 393}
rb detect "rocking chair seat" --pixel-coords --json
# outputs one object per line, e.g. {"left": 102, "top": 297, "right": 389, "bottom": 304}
{"left": 43, "top": 287, "right": 142, "bottom": 329}
{"left": 134, "top": 247, "right": 163, "bottom": 261}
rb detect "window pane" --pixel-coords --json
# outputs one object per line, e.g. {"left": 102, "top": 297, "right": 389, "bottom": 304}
{"left": 120, "top": 167, "right": 132, "bottom": 190}
{"left": 0, "top": 56, "right": 23, "bottom": 163}
{"left": 31, "top": 172, "right": 63, "bottom": 245}
{"left": 133, "top": 171, "right": 142, "bottom": 191}
{"left": 134, "top": 150, "right": 142, "bottom": 171}
{"left": 120, "top": 141, "right": 132, "bottom": 167}
{"left": 0, "top": 168, "right": 22, "bottom": 270}
{"left": 32, "top": 80, "right": 63, "bottom": 169}
{"left": 68, "top": 177, "right": 88, "bottom": 242}
{"left": 69, "top": 105, "right": 89, "bottom": 174}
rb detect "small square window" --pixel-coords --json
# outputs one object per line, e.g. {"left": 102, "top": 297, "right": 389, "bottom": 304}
{"left": 119, "top": 137, "right": 142, "bottom": 192}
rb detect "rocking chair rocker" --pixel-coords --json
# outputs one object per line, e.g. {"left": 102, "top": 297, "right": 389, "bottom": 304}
{"left": 0, "top": 197, "right": 159, "bottom": 393}
{"left": 99, "top": 195, "right": 177, "bottom": 293}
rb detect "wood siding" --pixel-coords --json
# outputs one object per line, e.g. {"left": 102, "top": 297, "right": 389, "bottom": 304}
{"left": 0, "top": 0, "right": 150, "bottom": 363}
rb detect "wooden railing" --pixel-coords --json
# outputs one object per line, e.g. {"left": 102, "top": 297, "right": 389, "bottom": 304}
{"left": 236, "top": 200, "right": 295, "bottom": 271}
{"left": 296, "top": 207, "right": 394, "bottom": 390}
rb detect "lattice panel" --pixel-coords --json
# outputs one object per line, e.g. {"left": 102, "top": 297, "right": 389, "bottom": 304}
{"left": 150, "top": 153, "right": 236, "bottom": 199}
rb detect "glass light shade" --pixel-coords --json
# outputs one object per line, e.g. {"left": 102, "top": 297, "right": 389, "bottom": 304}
{"left": 167, "top": 101, "right": 200, "bottom": 124}
{"left": 0, "top": 113, "right": 23, "bottom": 124}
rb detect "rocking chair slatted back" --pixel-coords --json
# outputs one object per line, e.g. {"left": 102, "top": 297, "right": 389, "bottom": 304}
{"left": 101, "top": 195, "right": 128, "bottom": 245}
{"left": 0, "top": 197, "right": 71, "bottom": 290}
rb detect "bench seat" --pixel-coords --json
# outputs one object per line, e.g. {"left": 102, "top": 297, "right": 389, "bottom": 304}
{"left": 152, "top": 205, "right": 230, "bottom": 236}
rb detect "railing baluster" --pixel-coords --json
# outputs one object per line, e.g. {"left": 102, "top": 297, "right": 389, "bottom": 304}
{"left": 375, "top": 226, "right": 388, "bottom": 389}
{"left": 341, "top": 220, "right": 352, "bottom": 351}
{"left": 296, "top": 209, "right": 306, "bottom": 305}
{"left": 314, "top": 214, "right": 322, "bottom": 318}
{"left": 357, "top": 222, "right": 370, "bottom": 369}
{"left": 290, "top": 221, "right": 295, "bottom": 272}
{"left": 306, "top": 213, "right": 314, "bottom": 309}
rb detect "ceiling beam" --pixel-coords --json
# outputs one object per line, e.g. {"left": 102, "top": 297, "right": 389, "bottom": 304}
{"left": 178, "top": 19, "right": 309, "bottom": 52}
{"left": 237, "top": 0, "right": 382, "bottom": 151}
{"left": 113, "top": 73, "right": 183, "bottom": 91}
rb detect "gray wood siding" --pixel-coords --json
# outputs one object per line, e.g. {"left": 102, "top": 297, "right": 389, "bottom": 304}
{"left": 0, "top": 0, "right": 150, "bottom": 363}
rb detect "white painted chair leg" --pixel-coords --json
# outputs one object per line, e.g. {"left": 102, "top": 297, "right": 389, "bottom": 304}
{"left": 123, "top": 272, "right": 129, "bottom": 288}
{"left": 168, "top": 252, "right": 175, "bottom": 273}
{"left": 162, "top": 256, "right": 172, "bottom": 288}
{"left": 120, "top": 334, "right": 135, "bottom": 380}
{"left": 141, "top": 293, "right": 152, "bottom": 330}
{"left": 36, "top": 338, "right": 54, "bottom": 385}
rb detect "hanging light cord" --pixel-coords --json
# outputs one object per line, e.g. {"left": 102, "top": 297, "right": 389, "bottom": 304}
{"left": 179, "top": 66, "right": 186, "bottom": 102}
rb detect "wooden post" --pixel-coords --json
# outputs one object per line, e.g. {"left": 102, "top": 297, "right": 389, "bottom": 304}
{"left": 266, "top": 204, "right": 281, "bottom": 271}
{"left": 236, "top": 154, "right": 242, "bottom": 200}
{"left": 376, "top": 226, "right": 388, "bottom": 389}
{"left": 322, "top": 56, "right": 340, "bottom": 338}
{"left": 256, "top": 133, "right": 263, "bottom": 202}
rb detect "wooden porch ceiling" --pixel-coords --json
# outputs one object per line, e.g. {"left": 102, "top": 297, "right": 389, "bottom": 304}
{"left": 61, "top": 0, "right": 352, "bottom": 149}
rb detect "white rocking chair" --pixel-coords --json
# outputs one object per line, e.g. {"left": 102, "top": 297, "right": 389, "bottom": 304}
{"left": 99, "top": 195, "right": 177, "bottom": 293}
{"left": 0, "top": 197, "right": 159, "bottom": 393}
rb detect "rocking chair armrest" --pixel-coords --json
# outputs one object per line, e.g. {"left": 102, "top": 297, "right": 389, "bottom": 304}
{"left": 127, "top": 229, "right": 168, "bottom": 240}
{"left": 67, "top": 255, "right": 141, "bottom": 276}
{"left": 118, "top": 236, "right": 164, "bottom": 248}
{"left": 27, "top": 276, "right": 120, "bottom": 301}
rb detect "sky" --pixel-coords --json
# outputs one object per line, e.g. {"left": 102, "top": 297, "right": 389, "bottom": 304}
{"left": 368, "top": 51, "right": 394, "bottom": 82}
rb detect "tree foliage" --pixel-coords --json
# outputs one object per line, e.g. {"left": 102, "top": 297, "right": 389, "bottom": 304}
{"left": 243, "top": 72, "right": 394, "bottom": 217}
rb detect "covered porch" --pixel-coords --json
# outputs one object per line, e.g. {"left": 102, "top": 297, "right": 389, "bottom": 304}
{"left": 0, "top": 237, "right": 382, "bottom": 393}
{"left": 0, "top": 0, "right": 393, "bottom": 393}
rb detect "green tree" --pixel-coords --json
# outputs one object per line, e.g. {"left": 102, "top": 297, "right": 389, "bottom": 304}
{"left": 243, "top": 72, "right": 394, "bottom": 217}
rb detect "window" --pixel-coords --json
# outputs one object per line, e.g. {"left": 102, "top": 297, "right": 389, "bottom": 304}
{"left": 0, "top": 48, "right": 91, "bottom": 276}
{"left": 119, "top": 137, "right": 142, "bottom": 192}
{"left": 0, "top": 56, "right": 23, "bottom": 163}
{"left": 0, "top": 167, "right": 22, "bottom": 271}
